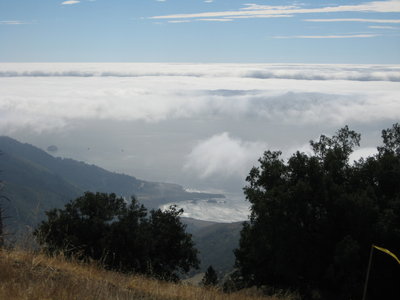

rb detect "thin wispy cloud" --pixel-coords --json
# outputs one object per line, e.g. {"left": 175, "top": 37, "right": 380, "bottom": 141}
{"left": 229, "top": 14, "right": 293, "bottom": 19}
{"left": 168, "top": 20, "right": 190, "bottom": 23}
{"left": 305, "top": 18, "right": 400, "bottom": 24}
{"left": 150, "top": 0, "right": 400, "bottom": 21}
{"left": 274, "top": 34, "right": 379, "bottom": 39}
{"left": 369, "top": 25, "right": 398, "bottom": 28}
{"left": 198, "top": 18, "right": 233, "bottom": 22}
{"left": 168, "top": 19, "right": 233, "bottom": 23}
{"left": 61, "top": 0, "right": 80, "bottom": 5}
{"left": 0, "top": 20, "right": 29, "bottom": 25}
{"left": 242, "top": 1, "right": 400, "bottom": 13}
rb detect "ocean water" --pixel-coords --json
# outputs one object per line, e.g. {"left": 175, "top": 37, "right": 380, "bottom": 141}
{"left": 160, "top": 191, "right": 250, "bottom": 223}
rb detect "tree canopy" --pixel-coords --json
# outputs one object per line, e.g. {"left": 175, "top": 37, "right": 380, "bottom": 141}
{"left": 235, "top": 124, "right": 400, "bottom": 299}
{"left": 34, "top": 192, "right": 199, "bottom": 280}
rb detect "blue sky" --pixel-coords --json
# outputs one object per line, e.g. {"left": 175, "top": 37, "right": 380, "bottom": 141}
{"left": 1, "top": 0, "right": 400, "bottom": 63}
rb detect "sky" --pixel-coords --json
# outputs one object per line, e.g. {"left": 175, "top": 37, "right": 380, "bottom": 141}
{"left": 0, "top": 0, "right": 400, "bottom": 63}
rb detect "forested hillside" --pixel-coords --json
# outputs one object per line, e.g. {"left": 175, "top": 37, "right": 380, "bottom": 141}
{"left": 0, "top": 136, "right": 223, "bottom": 230}
{"left": 0, "top": 136, "right": 239, "bottom": 275}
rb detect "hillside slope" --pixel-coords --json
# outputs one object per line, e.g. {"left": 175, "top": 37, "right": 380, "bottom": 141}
{"left": 0, "top": 249, "right": 289, "bottom": 300}
{"left": 181, "top": 218, "right": 243, "bottom": 274}
{"left": 187, "top": 220, "right": 243, "bottom": 274}
{"left": 0, "top": 136, "right": 243, "bottom": 276}
{"left": 0, "top": 136, "right": 223, "bottom": 230}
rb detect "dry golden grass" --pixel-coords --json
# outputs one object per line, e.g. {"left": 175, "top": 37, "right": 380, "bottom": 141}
{"left": 0, "top": 249, "right": 294, "bottom": 300}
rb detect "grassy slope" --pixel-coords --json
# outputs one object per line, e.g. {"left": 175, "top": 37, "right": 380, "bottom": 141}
{"left": 0, "top": 249, "right": 293, "bottom": 300}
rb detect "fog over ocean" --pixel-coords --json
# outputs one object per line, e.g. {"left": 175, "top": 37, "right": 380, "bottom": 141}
{"left": 1, "top": 63, "right": 399, "bottom": 221}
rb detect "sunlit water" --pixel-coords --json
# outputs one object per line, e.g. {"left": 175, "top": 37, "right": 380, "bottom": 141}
{"left": 160, "top": 191, "right": 250, "bottom": 223}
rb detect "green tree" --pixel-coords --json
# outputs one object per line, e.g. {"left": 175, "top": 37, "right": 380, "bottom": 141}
{"left": 235, "top": 124, "right": 400, "bottom": 299}
{"left": 202, "top": 265, "right": 218, "bottom": 286}
{"left": 34, "top": 192, "right": 199, "bottom": 280}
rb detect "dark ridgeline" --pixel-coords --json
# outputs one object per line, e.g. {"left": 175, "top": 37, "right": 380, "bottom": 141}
{"left": 0, "top": 136, "right": 238, "bottom": 276}
{"left": 0, "top": 136, "right": 224, "bottom": 231}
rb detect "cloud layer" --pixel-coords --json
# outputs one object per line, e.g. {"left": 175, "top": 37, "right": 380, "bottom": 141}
{"left": 1, "top": 63, "right": 398, "bottom": 195}
{"left": 0, "top": 63, "right": 399, "bottom": 134}
{"left": 1, "top": 63, "right": 399, "bottom": 81}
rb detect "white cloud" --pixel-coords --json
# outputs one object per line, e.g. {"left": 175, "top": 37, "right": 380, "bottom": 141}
{"left": 0, "top": 20, "right": 28, "bottom": 25}
{"left": 0, "top": 63, "right": 399, "bottom": 134}
{"left": 198, "top": 18, "right": 233, "bottom": 22}
{"left": 150, "top": 0, "right": 400, "bottom": 21}
{"left": 184, "top": 133, "right": 267, "bottom": 179}
{"left": 61, "top": 1, "right": 80, "bottom": 5}
{"left": 1, "top": 63, "right": 398, "bottom": 197}
{"left": 169, "top": 18, "right": 233, "bottom": 23}
{"left": 304, "top": 18, "right": 400, "bottom": 24}
{"left": 1, "top": 63, "right": 399, "bottom": 81}
{"left": 241, "top": 4, "right": 300, "bottom": 10}
{"left": 168, "top": 20, "right": 191, "bottom": 23}
{"left": 274, "top": 34, "right": 379, "bottom": 39}
{"left": 229, "top": 14, "right": 293, "bottom": 19}
{"left": 243, "top": 1, "right": 400, "bottom": 13}
{"left": 369, "top": 25, "right": 398, "bottom": 28}
{"left": 350, "top": 147, "right": 378, "bottom": 162}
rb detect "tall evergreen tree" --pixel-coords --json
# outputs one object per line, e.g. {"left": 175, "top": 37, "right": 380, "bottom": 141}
{"left": 202, "top": 265, "right": 218, "bottom": 286}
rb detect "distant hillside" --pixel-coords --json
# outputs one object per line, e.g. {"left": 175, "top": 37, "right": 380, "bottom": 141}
{"left": 181, "top": 217, "right": 242, "bottom": 273}
{"left": 0, "top": 136, "right": 242, "bottom": 276}
{"left": 0, "top": 136, "right": 223, "bottom": 231}
{"left": 191, "top": 221, "right": 243, "bottom": 274}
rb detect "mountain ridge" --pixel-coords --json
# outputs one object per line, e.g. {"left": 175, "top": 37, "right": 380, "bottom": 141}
{"left": 0, "top": 135, "right": 224, "bottom": 230}
{"left": 0, "top": 136, "right": 242, "bottom": 274}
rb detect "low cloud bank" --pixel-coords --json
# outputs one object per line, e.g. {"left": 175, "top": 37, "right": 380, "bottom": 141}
{"left": 0, "top": 63, "right": 399, "bottom": 82}
{"left": 0, "top": 64, "right": 399, "bottom": 134}
{"left": 1, "top": 63, "right": 397, "bottom": 194}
